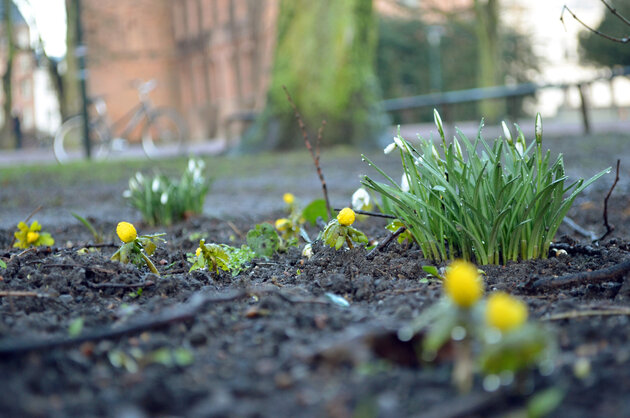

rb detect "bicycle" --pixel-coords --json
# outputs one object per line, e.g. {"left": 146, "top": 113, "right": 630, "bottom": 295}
{"left": 53, "top": 79, "right": 187, "bottom": 163}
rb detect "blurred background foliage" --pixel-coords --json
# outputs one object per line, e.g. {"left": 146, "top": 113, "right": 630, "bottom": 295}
{"left": 376, "top": 10, "right": 539, "bottom": 124}
{"left": 579, "top": 1, "right": 630, "bottom": 68}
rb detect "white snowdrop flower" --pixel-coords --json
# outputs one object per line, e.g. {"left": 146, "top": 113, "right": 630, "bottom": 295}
{"left": 188, "top": 158, "right": 196, "bottom": 172}
{"left": 453, "top": 137, "right": 463, "bottom": 158}
{"left": 384, "top": 142, "right": 397, "bottom": 154}
{"left": 152, "top": 178, "right": 161, "bottom": 192}
{"left": 160, "top": 191, "right": 169, "bottom": 205}
{"left": 352, "top": 188, "right": 371, "bottom": 210}
{"left": 384, "top": 135, "right": 408, "bottom": 154}
{"left": 135, "top": 172, "right": 144, "bottom": 183}
{"left": 515, "top": 142, "right": 524, "bottom": 157}
{"left": 501, "top": 121, "right": 513, "bottom": 144}
{"left": 122, "top": 190, "right": 132, "bottom": 198}
{"left": 302, "top": 243, "right": 313, "bottom": 259}
{"left": 535, "top": 113, "right": 543, "bottom": 144}
{"left": 401, "top": 174, "right": 410, "bottom": 192}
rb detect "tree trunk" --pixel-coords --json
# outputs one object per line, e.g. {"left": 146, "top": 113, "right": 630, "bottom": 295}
{"left": 242, "top": 0, "right": 388, "bottom": 150}
{"left": 474, "top": 0, "right": 503, "bottom": 122}
{"left": 1, "top": 0, "right": 15, "bottom": 148}
{"left": 62, "top": 0, "right": 81, "bottom": 119}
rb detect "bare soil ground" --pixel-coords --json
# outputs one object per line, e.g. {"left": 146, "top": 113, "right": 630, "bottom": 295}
{"left": 1, "top": 131, "right": 630, "bottom": 417}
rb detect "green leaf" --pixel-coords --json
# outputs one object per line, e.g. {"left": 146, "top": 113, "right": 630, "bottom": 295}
{"left": 71, "top": 212, "right": 102, "bottom": 243}
{"left": 302, "top": 199, "right": 329, "bottom": 225}
{"left": 0, "top": 259, "right": 6, "bottom": 269}
{"left": 246, "top": 223, "right": 280, "bottom": 257}
{"left": 527, "top": 387, "right": 564, "bottom": 418}
{"left": 68, "top": 317, "right": 84, "bottom": 337}
{"left": 422, "top": 265, "right": 443, "bottom": 280}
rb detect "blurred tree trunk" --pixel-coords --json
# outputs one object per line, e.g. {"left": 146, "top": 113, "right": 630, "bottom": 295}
{"left": 1, "top": 0, "right": 15, "bottom": 148}
{"left": 61, "top": 0, "right": 81, "bottom": 118}
{"left": 242, "top": 0, "right": 388, "bottom": 150}
{"left": 474, "top": 0, "right": 504, "bottom": 122}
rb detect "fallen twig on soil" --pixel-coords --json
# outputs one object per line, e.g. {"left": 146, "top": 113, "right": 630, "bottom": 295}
{"left": 525, "top": 258, "right": 630, "bottom": 292}
{"left": 366, "top": 227, "right": 406, "bottom": 259}
{"left": 543, "top": 307, "right": 630, "bottom": 321}
{"left": 0, "top": 286, "right": 346, "bottom": 356}
{"left": 283, "top": 85, "right": 332, "bottom": 219}
{"left": 0, "top": 290, "right": 50, "bottom": 298}
{"left": 597, "top": 159, "right": 620, "bottom": 242}
{"left": 563, "top": 217, "right": 597, "bottom": 241}
{"left": 85, "top": 280, "right": 154, "bottom": 289}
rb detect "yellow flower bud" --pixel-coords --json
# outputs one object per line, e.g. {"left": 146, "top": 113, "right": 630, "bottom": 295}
{"left": 195, "top": 247, "right": 202, "bottom": 256}
{"left": 26, "top": 231, "right": 40, "bottom": 244}
{"left": 486, "top": 292, "right": 528, "bottom": 332}
{"left": 283, "top": 193, "right": 295, "bottom": 205}
{"left": 337, "top": 208, "right": 355, "bottom": 226}
{"left": 116, "top": 221, "right": 137, "bottom": 243}
{"left": 443, "top": 260, "right": 483, "bottom": 308}
{"left": 275, "top": 218, "right": 290, "bottom": 231}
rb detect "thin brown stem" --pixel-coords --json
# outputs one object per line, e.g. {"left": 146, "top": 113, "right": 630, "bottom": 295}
{"left": 367, "top": 227, "right": 406, "bottom": 259}
{"left": 601, "top": 0, "right": 630, "bottom": 27}
{"left": 0, "top": 291, "right": 48, "bottom": 298}
{"left": 597, "top": 159, "right": 620, "bottom": 241}
{"left": 282, "top": 85, "right": 332, "bottom": 219}
{"left": 334, "top": 208, "right": 396, "bottom": 219}
{"left": 561, "top": 5, "right": 629, "bottom": 44}
{"left": 526, "top": 258, "right": 630, "bottom": 292}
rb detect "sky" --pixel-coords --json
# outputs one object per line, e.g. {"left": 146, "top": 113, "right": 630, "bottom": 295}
{"left": 14, "top": 0, "right": 67, "bottom": 57}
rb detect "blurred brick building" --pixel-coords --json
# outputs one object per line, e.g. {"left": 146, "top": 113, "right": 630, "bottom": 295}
{"left": 81, "top": 0, "right": 474, "bottom": 142}
{"left": 0, "top": 2, "right": 36, "bottom": 136}
{"left": 83, "top": 0, "right": 278, "bottom": 141}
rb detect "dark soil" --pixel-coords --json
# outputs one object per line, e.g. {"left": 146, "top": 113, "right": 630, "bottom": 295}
{"left": 2, "top": 134, "right": 630, "bottom": 417}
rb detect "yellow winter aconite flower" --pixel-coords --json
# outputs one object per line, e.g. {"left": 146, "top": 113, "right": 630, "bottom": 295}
{"left": 337, "top": 208, "right": 356, "bottom": 226}
{"left": 443, "top": 260, "right": 483, "bottom": 308}
{"left": 275, "top": 218, "right": 290, "bottom": 231}
{"left": 283, "top": 193, "right": 295, "bottom": 205}
{"left": 486, "top": 292, "right": 528, "bottom": 332}
{"left": 195, "top": 247, "right": 202, "bottom": 256}
{"left": 13, "top": 221, "right": 54, "bottom": 249}
{"left": 116, "top": 221, "right": 137, "bottom": 243}
{"left": 27, "top": 231, "right": 40, "bottom": 244}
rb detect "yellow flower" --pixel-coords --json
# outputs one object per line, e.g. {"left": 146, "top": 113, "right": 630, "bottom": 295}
{"left": 275, "top": 218, "right": 290, "bottom": 231}
{"left": 27, "top": 231, "right": 40, "bottom": 244}
{"left": 283, "top": 193, "right": 295, "bottom": 205}
{"left": 116, "top": 221, "right": 137, "bottom": 243}
{"left": 443, "top": 260, "right": 483, "bottom": 308}
{"left": 337, "top": 208, "right": 355, "bottom": 226}
{"left": 486, "top": 292, "right": 528, "bottom": 332}
{"left": 13, "top": 221, "right": 54, "bottom": 249}
{"left": 195, "top": 247, "right": 202, "bottom": 256}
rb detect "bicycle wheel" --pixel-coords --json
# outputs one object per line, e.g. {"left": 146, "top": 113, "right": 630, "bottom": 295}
{"left": 141, "top": 108, "right": 187, "bottom": 158}
{"left": 53, "top": 116, "right": 110, "bottom": 164}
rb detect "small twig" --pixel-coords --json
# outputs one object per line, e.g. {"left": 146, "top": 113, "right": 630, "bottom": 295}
{"left": 597, "top": 159, "right": 620, "bottom": 242}
{"left": 282, "top": 85, "right": 332, "bottom": 219}
{"left": 366, "top": 227, "right": 406, "bottom": 259}
{"left": 600, "top": 0, "right": 630, "bottom": 27}
{"left": 83, "top": 242, "right": 118, "bottom": 248}
{"left": 227, "top": 221, "right": 245, "bottom": 240}
{"left": 561, "top": 5, "right": 629, "bottom": 44}
{"left": 334, "top": 208, "right": 396, "bottom": 219}
{"left": 376, "top": 287, "right": 426, "bottom": 296}
{"left": 526, "top": 258, "right": 630, "bottom": 292}
{"left": 563, "top": 216, "right": 597, "bottom": 241}
{"left": 0, "top": 291, "right": 49, "bottom": 298}
{"left": 85, "top": 280, "right": 154, "bottom": 289}
{"left": 16, "top": 248, "right": 38, "bottom": 258}
{"left": 543, "top": 307, "right": 630, "bottom": 321}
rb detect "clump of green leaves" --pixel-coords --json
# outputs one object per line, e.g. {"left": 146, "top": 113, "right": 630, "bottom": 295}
{"left": 189, "top": 239, "right": 257, "bottom": 276}
{"left": 13, "top": 221, "right": 54, "bottom": 249}
{"left": 124, "top": 158, "right": 210, "bottom": 226}
{"left": 111, "top": 222, "right": 166, "bottom": 275}
{"left": 363, "top": 111, "right": 610, "bottom": 265}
